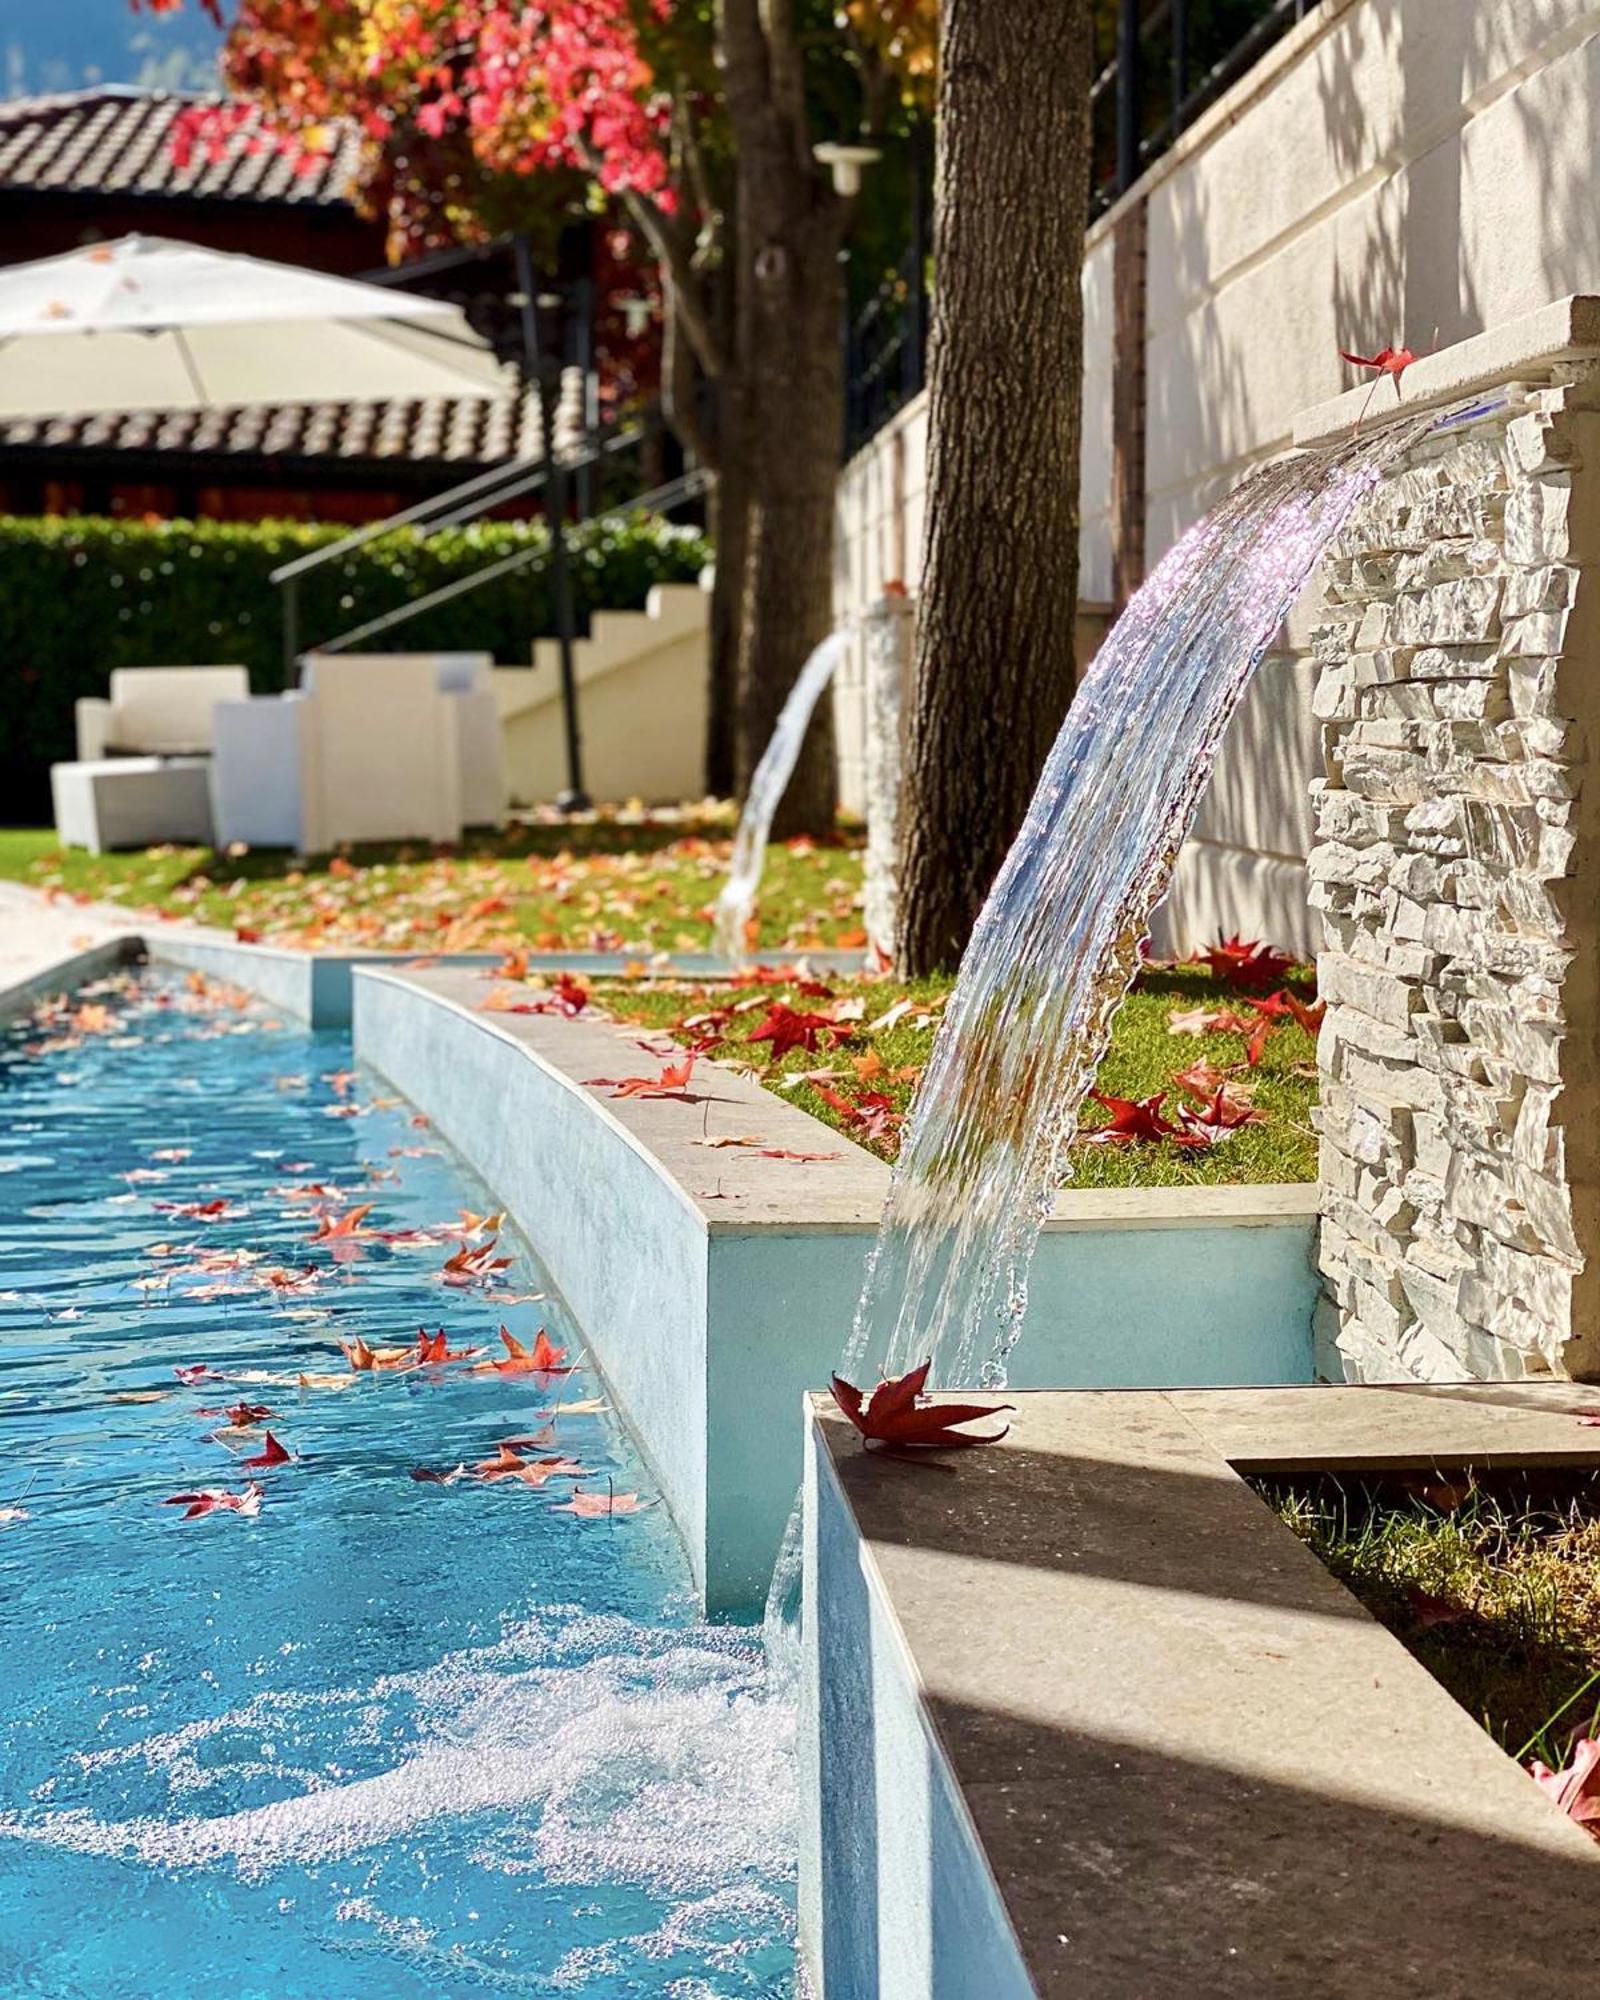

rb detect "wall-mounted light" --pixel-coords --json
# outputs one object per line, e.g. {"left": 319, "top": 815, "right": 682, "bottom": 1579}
{"left": 814, "top": 142, "right": 883, "bottom": 198}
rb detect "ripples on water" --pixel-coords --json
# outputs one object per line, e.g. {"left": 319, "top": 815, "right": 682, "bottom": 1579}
{"left": 0, "top": 970, "right": 795, "bottom": 1999}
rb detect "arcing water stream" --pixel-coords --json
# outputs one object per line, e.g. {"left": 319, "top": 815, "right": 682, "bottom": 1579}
{"left": 713, "top": 632, "right": 852, "bottom": 962}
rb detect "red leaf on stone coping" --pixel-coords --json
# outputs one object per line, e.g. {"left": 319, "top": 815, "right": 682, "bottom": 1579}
{"left": 1339, "top": 343, "right": 1416, "bottom": 381}
{"left": 830, "top": 1359, "right": 1012, "bottom": 1451}
{"left": 583, "top": 1056, "right": 696, "bottom": 1099}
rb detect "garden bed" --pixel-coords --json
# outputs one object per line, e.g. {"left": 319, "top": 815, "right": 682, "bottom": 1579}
{"left": 1262, "top": 1468, "right": 1600, "bottom": 1785}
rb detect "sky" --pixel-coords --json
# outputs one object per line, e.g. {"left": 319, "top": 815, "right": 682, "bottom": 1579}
{"left": 3, "top": 0, "right": 223, "bottom": 98}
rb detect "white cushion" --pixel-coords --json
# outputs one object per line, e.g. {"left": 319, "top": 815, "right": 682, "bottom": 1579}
{"left": 104, "top": 666, "right": 250, "bottom": 755}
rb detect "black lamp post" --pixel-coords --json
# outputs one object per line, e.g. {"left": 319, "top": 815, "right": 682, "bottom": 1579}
{"left": 513, "top": 232, "right": 590, "bottom": 813}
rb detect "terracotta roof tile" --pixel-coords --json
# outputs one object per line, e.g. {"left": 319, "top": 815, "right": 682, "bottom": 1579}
{"left": 0, "top": 87, "right": 362, "bottom": 208}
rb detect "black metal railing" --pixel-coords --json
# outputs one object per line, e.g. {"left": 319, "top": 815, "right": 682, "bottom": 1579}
{"left": 1094, "top": 0, "right": 1321, "bottom": 211}
{"left": 842, "top": 2, "right": 1323, "bottom": 457}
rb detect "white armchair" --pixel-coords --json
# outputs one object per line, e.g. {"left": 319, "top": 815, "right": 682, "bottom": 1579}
{"left": 210, "top": 655, "right": 463, "bottom": 853}
{"left": 75, "top": 666, "right": 249, "bottom": 760}
{"left": 330, "top": 652, "right": 507, "bottom": 827}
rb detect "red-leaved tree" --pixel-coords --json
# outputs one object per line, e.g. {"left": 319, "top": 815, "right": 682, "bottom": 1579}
{"left": 140, "top": 0, "right": 924, "bottom": 828}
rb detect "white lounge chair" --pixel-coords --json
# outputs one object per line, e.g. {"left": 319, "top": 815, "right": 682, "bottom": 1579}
{"left": 52, "top": 664, "right": 249, "bottom": 850}
{"left": 75, "top": 665, "right": 249, "bottom": 760}
{"left": 209, "top": 654, "right": 463, "bottom": 853}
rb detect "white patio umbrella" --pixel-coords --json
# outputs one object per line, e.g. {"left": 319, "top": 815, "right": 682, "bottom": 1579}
{"left": 0, "top": 234, "right": 509, "bottom": 418}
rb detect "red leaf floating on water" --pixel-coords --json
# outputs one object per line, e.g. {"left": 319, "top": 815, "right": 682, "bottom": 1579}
{"left": 414, "top": 1327, "right": 479, "bottom": 1365}
{"left": 439, "top": 1238, "right": 514, "bottom": 1288}
{"left": 241, "top": 1429, "right": 291, "bottom": 1469}
{"left": 163, "top": 1482, "right": 262, "bottom": 1520}
{"left": 552, "top": 1487, "right": 643, "bottom": 1516}
{"left": 310, "top": 1202, "right": 375, "bottom": 1241}
{"left": 173, "top": 1363, "right": 216, "bottom": 1386}
{"left": 474, "top": 1326, "right": 571, "bottom": 1376}
{"left": 830, "top": 1359, "right": 1011, "bottom": 1450}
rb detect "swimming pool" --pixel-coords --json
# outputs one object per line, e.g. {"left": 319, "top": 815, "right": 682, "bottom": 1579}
{"left": 0, "top": 968, "right": 795, "bottom": 1998}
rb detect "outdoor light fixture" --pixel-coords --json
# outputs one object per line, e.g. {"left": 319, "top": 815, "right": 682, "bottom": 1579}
{"left": 814, "top": 142, "right": 882, "bottom": 197}
{"left": 612, "top": 294, "right": 655, "bottom": 339}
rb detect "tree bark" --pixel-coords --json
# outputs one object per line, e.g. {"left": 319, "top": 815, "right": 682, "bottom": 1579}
{"left": 895, "top": 0, "right": 1094, "bottom": 973}
{"left": 706, "top": 441, "right": 750, "bottom": 797}
{"left": 721, "top": 0, "right": 846, "bottom": 838}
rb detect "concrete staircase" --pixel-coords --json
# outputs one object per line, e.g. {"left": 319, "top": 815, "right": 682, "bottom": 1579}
{"left": 494, "top": 576, "right": 711, "bottom": 805}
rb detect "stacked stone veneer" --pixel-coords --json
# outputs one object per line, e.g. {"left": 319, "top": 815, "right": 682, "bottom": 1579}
{"left": 1311, "top": 375, "right": 1600, "bottom": 1384}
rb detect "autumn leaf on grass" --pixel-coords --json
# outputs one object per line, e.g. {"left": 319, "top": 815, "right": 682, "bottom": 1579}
{"left": 1244, "top": 1014, "right": 1275, "bottom": 1069}
{"left": 830, "top": 1359, "right": 1012, "bottom": 1451}
{"left": 584, "top": 1056, "right": 696, "bottom": 1100}
{"left": 1279, "top": 990, "right": 1327, "bottom": 1035}
{"left": 163, "top": 1482, "right": 263, "bottom": 1520}
{"left": 240, "top": 1429, "right": 293, "bottom": 1469}
{"left": 1529, "top": 1739, "right": 1600, "bottom": 1841}
{"left": 1199, "top": 935, "right": 1297, "bottom": 990}
{"left": 1082, "top": 1091, "right": 1186, "bottom": 1146}
{"left": 1172, "top": 1059, "right": 1233, "bottom": 1101}
{"left": 748, "top": 1004, "right": 840, "bottom": 1061}
{"left": 1167, "top": 1005, "right": 1220, "bottom": 1036}
{"left": 1177, "top": 1087, "right": 1266, "bottom": 1146}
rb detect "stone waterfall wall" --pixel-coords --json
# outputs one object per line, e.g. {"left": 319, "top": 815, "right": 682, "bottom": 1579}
{"left": 1310, "top": 376, "right": 1600, "bottom": 1384}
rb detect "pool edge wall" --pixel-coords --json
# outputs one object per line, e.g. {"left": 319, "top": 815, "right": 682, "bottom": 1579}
{"left": 351, "top": 964, "right": 1322, "bottom": 1615}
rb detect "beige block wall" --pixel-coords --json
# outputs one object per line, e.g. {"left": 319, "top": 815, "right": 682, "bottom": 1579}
{"left": 833, "top": 0, "right": 1600, "bottom": 946}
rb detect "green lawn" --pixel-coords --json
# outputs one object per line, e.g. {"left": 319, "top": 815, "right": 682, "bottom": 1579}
{"left": 591, "top": 961, "right": 1319, "bottom": 1187}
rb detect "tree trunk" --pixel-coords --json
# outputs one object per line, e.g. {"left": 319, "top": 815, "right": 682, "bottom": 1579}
{"left": 895, "top": 0, "right": 1094, "bottom": 973}
{"left": 705, "top": 458, "right": 748, "bottom": 798}
{"left": 719, "top": 0, "right": 846, "bottom": 838}
{"left": 733, "top": 210, "right": 845, "bottom": 835}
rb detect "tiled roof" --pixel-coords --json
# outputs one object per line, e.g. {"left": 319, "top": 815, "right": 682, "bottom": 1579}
{"left": 0, "top": 391, "right": 546, "bottom": 471}
{"left": 0, "top": 87, "right": 362, "bottom": 208}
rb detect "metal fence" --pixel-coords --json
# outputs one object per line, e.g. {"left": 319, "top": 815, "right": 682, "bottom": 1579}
{"left": 842, "top": 1, "right": 1322, "bottom": 458}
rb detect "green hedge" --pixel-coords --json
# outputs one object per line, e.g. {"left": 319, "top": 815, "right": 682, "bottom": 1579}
{"left": 0, "top": 511, "right": 710, "bottom": 818}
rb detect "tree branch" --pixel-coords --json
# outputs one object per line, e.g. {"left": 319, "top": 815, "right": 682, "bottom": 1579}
{"left": 578, "top": 141, "right": 727, "bottom": 381}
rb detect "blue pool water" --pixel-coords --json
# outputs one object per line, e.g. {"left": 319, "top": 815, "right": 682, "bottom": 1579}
{"left": 0, "top": 969, "right": 795, "bottom": 1998}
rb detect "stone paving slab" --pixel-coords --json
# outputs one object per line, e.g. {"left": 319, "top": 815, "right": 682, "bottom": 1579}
{"left": 810, "top": 1384, "right": 1600, "bottom": 1997}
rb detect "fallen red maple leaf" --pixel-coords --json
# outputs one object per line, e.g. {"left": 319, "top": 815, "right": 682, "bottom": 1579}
{"left": 583, "top": 1056, "right": 697, "bottom": 1099}
{"left": 472, "top": 1326, "right": 572, "bottom": 1376}
{"left": 552, "top": 1487, "right": 643, "bottom": 1516}
{"left": 310, "top": 1202, "right": 375, "bottom": 1241}
{"left": 830, "top": 1360, "right": 1012, "bottom": 1450}
{"left": 173, "top": 1363, "right": 217, "bottom": 1386}
{"left": 163, "top": 1482, "right": 263, "bottom": 1520}
{"left": 1201, "top": 935, "right": 1297, "bottom": 990}
{"left": 414, "top": 1327, "right": 479, "bottom": 1365}
{"left": 439, "top": 1239, "right": 514, "bottom": 1287}
{"left": 1083, "top": 1091, "right": 1181, "bottom": 1145}
{"left": 1339, "top": 342, "right": 1415, "bottom": 380}
{"left": 1177, "top": 1087, "right": 1266, "bottom": 1144}
{"left": 340, "top": 1335, "right": 412, "bottom": 1372}
{"left": 240, "top": 1429, "right": 292, "bottom": 1469}
{"left": 1279, "top": 990, "right": 1327, "bottom": 1036}
{"left": 1244, "top": 1014, "right": 1275, "bottom": 1069}
{"left": 748, "top": 1004, "right": 839, "bottom": 1061}
{"left": 1529, "top": 1738, "right": 1600, "bottom": 1839}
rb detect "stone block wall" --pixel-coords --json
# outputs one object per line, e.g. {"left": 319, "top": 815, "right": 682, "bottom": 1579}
{"left": 1310, "top": 375, "right": 1600, "bottom": 1383}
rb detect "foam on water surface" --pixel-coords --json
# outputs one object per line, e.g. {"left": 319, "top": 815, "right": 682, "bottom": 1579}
{"left": 0, "top": 972, "right": 795, "bottom": 1999}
